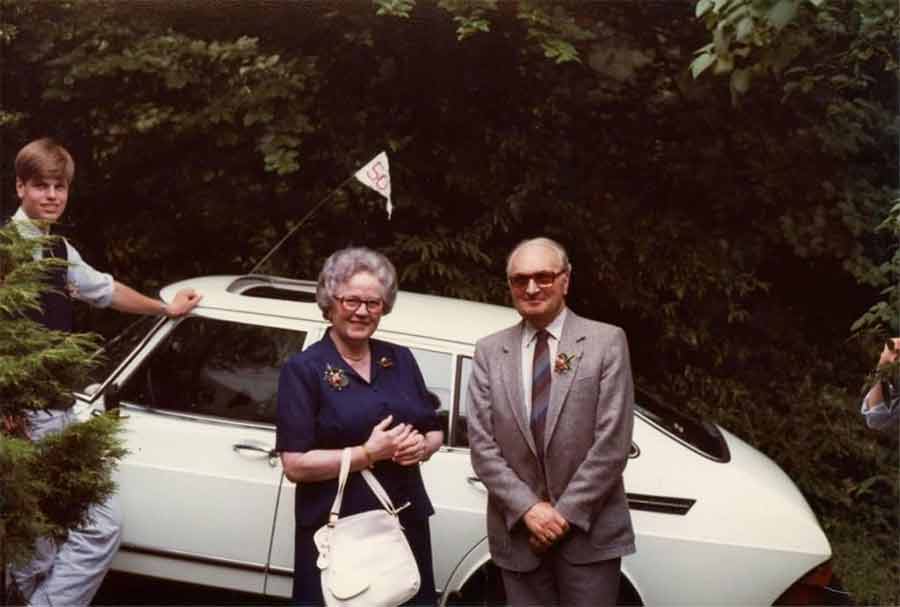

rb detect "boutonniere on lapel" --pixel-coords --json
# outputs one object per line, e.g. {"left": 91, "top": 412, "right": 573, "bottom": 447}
{"left": 377, "top": 356, "right": 394, "bottom": 369}
{"left": 323, "top": 364, "right": 350, "bottom": 391}
{"left": 554, "top": 352, "right": 577, "bottom": 374}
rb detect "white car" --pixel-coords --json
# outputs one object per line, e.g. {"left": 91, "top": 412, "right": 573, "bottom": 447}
{"left": 74, "top": 274, "right": 849, "bottom": 605}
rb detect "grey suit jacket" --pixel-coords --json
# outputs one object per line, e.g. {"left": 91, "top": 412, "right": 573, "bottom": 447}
{"left": 467, "top": 310, "right": 636, "bottom": 571}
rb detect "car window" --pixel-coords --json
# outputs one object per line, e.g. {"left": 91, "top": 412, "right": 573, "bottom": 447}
{"left": 453, "top": 356, "right": 473, "bottom": 448}
{"left": 407, "top": 347, "right": 453, "bottom": 443}
{"left": 118, "top": 317, "right": 306, "bottom": 424}
{"left": 86, "top": 316, "right": 160, "bottom": 388}
{"left": 635, "top": 388, "right": 730, "bottom": 462}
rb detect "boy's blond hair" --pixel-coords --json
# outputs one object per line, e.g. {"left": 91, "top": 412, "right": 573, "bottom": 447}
{"left": 15, "top": 138, "right": 75, "bottom": 184}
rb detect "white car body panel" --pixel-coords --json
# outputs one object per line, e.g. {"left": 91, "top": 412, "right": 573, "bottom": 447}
{"left": 621, "top": 428, "right": 830, "bottom": 605}
{"left": 111, "top": 409, "right": 284, "bottom": 592}
{"left": 72, "top": 275, "right": 836, "bottom": 604}
{"left": 420, "top": 448, "right": 490, "bottom": 591}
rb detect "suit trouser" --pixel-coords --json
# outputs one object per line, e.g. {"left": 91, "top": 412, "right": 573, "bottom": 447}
{"left": 10, "top": 409, "right": 123, "bottom": 607}
{"left": 501, "top": 553, "right": 621, "bottom": 607}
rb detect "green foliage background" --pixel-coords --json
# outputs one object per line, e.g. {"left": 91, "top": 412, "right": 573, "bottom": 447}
{"left": 1, "top": 0, "right": 896, "bottom": 603}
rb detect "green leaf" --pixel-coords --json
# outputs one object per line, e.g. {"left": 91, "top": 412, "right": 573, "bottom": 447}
{"left": 730, "top": 67, "right": 751, "bottom": 93}
{"left": 690, "top": 51, "right": 716, "bottom": 78}
{"left": 849, "top": 475, "right": 893, "bottom": 498}
{"left": 374, "top": 0, "right": 415, "bottom": 18}
{"left": 455, "top": 16, "right": 490, "bottom": 40}
{"left": 735, "top": 15, "right": 754, "bottom": 41}
{"left": 696, "top": 0, "right": 715, "bottom": 17}
{"left": 713, "top": 53, "right": 734, "bottom": 74}
{"left": 541, "top": 39, "right": 581, "bottom": 64}
{"left": 767, "top": 0, "right": 799, "bottom": 30}
{"left": 713, "top": 0, "right": 734, "bottom": 12}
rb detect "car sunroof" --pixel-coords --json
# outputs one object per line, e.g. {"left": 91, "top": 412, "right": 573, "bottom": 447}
{"left": 240, "top": 286, "right": 317, "bottom": 303}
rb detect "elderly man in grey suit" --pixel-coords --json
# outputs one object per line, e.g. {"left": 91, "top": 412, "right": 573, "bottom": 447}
{"left": 467, "top": 237, "right": 635, "bottom": 606}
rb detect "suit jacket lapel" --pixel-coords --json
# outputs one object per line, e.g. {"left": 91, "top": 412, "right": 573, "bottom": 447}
{"left": 500, "top": 323, "right": 538, "bottom": 457}
{"left": 544, "top": 312, "right": 586, "bottom": 452}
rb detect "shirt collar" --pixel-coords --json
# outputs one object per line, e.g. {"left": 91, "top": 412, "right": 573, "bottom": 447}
{"left": 12, "top": 207, "right": 46, "bottom": 240}
{"left": 523, "top": 307, "right": 567, "bottom": 345}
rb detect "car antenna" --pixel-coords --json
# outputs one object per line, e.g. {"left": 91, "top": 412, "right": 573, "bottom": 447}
{"left": 249, "top": 151, "right": 393, "bottom": 275}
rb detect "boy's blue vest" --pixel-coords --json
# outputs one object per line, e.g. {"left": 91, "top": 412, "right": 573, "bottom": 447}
{"left": 30, "top": 235, "right": 74, "bottom": 332}
{"left": 5, "top": 218, "right": 75, "bottom": 332}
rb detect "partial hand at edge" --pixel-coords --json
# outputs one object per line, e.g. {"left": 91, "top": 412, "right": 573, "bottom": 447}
{"left": 2, "top": 414, "right": 28, "bottom": 438}
{"left": 878, "top": 338, "right": 900, "bottom": 368}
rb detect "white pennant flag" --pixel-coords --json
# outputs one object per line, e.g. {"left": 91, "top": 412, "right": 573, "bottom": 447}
{"left": 354, "top": 151, "right": 393, "bottom": 219}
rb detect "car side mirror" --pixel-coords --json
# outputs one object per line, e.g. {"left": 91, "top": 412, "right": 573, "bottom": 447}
{"left": 105, "top": 384, "right": 121, "bottom": 412}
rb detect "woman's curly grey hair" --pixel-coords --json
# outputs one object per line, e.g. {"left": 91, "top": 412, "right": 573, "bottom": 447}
{"left": 316, "top": 247, "right": 398, "bottom": 318}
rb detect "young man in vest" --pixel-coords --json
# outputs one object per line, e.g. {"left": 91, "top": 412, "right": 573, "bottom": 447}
{"left": 7, "top": 138, "right": 201, "bottom": 606}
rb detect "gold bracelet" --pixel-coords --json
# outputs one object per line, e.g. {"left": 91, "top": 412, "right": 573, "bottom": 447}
{"left": 360, "top": 444, "right": 374, "bottom": 468}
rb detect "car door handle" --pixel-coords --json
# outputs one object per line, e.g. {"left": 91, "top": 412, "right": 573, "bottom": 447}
{"left": 92, "top": 409, "right": 128, "bottom": 420}
{"left": 466, "top": 476, "right": 486, "bottom": 492}
{"left": 233, "top": 443, "right": 278, "bottom": 466}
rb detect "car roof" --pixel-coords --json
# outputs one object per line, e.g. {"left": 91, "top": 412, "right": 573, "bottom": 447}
{"left": 160, "top": 274, "right": 521, "bottom": 346}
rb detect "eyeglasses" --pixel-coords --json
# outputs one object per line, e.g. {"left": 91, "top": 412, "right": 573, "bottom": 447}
{"left": 335, "top": 296, "right": 385, "bottom": 313}
{"left": 507, "top": 270, "right": 566, "bottom": 291}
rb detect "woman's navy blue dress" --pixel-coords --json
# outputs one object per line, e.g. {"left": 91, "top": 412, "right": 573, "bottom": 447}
{"left": 276, "top": 331, "right": 440, "bottom": 606}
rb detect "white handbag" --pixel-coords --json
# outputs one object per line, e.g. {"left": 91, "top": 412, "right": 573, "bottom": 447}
{"left": 314, "top": 447, "right": 421, "bottom": 607}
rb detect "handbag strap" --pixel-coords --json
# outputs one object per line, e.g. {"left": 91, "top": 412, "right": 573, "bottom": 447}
{"left": 328, "top": 447, "right": 354, "bottom": 524}
{"left": 360, "top": 468, "right": 402, "bottom": 513}
{"left": 328, "top": 447, "right": 411, "bottom": 526}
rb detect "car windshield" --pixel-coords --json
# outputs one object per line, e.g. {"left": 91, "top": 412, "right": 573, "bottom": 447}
{"left": 635, "top": 388, "right": 730, "bottom": 462}
{"left": 84, "top": 316, "right": 161, "bottom": 390}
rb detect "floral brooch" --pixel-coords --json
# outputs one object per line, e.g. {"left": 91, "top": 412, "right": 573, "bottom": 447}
{"left": 554, "top": 352, "right": 577, "bottom": 374}
{"left": 323, "top": 364, "right": 349, "bottom": 391}
{"left": 378, "top": 356, "right": 394, "bottom": 369}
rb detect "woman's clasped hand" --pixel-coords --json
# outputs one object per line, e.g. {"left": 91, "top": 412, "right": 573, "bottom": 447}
{"left": 364, "top": 416, "right": 430, "bottom": 466}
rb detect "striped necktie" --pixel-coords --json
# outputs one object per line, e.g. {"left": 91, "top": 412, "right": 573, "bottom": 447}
{"left": 530, "top": 330, "right": 551, "bottom": 461}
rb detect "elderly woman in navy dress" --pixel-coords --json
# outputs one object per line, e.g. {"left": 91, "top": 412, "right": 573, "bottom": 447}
{"left": 277, "top": 247, "right": 443, "bottom": 606}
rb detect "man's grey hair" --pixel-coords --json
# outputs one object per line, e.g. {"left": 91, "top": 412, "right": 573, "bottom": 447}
{"left": 505, "top": 237, "right": 572, "bottom": 276}
{"left": 316, "top": 247, "right": 398, "bottom": 318}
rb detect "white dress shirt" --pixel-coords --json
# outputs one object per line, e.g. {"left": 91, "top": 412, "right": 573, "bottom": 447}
{"left": 12, "top": 207, "right": 115, "bottom": 308}
{"left": 520, "top": 307, "right": 567, "bottom": 419}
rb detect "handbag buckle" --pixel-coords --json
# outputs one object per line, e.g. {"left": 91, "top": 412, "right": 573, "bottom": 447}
{"left": 391, "top": 501, "right": 411, "bottom": 516}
